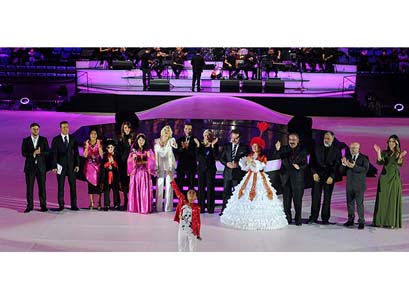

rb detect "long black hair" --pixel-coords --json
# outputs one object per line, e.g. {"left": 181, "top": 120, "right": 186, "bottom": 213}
{"left": 132, "top": 133, "right": 149, "bottom": 152}
{"left": 386, "top": 134, "right": 401, "bottom": 157}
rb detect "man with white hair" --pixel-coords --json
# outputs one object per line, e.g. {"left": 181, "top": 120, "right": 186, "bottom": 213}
{"left": 341, "top": 142, "right": 369, "bottom": 230}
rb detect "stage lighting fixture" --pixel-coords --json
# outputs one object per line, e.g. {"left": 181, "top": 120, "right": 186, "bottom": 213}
{"left": 394, "top": 103, "right": 404, "bottom": 112}
{"left": 20, "top": 97, "right": 30, "bottom": 105}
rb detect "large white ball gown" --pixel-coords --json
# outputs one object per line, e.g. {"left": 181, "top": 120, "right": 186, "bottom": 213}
{"left": 220, "top": 154, "right": 288, "bottom": 230}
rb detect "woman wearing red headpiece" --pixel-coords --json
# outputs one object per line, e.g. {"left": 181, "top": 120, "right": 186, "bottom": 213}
{"left": 220, "top": 123, "right": 288, "bottom": 230}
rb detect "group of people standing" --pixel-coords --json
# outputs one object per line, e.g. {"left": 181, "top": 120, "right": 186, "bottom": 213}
{"left": 22, "top": 121, "right": 406, "bottom": 232}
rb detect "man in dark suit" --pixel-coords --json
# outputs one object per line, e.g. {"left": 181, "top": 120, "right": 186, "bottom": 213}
{"left": 51, "top": 121, "right": 80, "bottom": 211}
{"left": 272, "top": 133, "right": 308, "bottom": 226}
{"left": 308, "top": 131, "right": 341, "bottom": 224}
{"left": 340, "top": 142, "right": 369, "bottom": 230}
{"left": 191, "top": 49, "right": 206, "bottom": 92}
{"left": 176, "top": 123, "right": 198, "bottom": 191}
{"left": 219, "top": 129, "right": 249, "bottom": 215}
{"left": 21, "top": 123, "right": 50, "bottom": 213}
{"left": 195, "top": 130, "right": 219, "bottom": 214}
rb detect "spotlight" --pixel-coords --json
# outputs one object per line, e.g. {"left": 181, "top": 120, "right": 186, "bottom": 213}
{"left": 394, "top": 103, "right": 404, "bottom": 112}
{"left": 20, "top": 97, "right": 30, "bottom": 105}
{"left": 19, "top": 97, "right": 33, "bottom": 110}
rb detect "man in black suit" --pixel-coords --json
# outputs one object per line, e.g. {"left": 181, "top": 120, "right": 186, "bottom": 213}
{"left": 272, "top": 133, "right": 308, "bottom": 226}
{"left": 51, "top": 121, "right": 80, "bottom": 211}
{"left": 195, "top": 129, "right": 219, "bottom": 213}
{"left": 191, "top": 49, "right": 206, "bottom": 92}
{"left": 340, "top": 142, "right": 369, "bottom": 230}
{"left": 176, "top": 123, "right": 198, "bottom": 191}
{"left": 219, "top": 129, "right": 249, "bottom": 215}
{"left": 21, "top": 123, "right": 50, "bottom": 213}
{"left": 308, "top": 131, "right": 341, "bottom": 224}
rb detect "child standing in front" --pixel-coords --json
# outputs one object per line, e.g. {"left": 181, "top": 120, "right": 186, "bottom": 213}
{"left": 169, "top": 171, "right": 201, "bottom": 252}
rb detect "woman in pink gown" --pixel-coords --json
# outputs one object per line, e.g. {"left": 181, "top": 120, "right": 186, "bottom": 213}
{"left": 127, "top": 133, "right": 156, "bottom": 213}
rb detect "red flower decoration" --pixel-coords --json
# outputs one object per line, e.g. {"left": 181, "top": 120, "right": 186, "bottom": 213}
{"left": 257, "top": 122, "right": 269, "bottom": 135}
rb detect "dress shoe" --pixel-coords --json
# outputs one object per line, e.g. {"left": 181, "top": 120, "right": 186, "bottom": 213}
{"left": 58, "top": 206, "right": 65, "bottom": 211}
{"left": 70, "top": 206, "right": 80, "bottom": 211}
{"left": 114, "top": 205, "right": 120, "bottom": 211}
{"left": 208, "top": 210, "right": 214, "bottom": 214}
{"left": 321, "top": 220, "right": 330, "bottom": 225}
{"left": 40, "top": 207, "right": 48, "bottom": 212}
{"left": 295, "top": 221, "right": 302, "bottom": 226}
{"left": 24, "top": 208, "right": 32, "bottom": 213}
{"left": 104, "top": 207, "right": 109, "bottom": 211}
{"left": 358, "top": 223, "right": 365, "bottom": 230}
{"left": 343, "top": 220, "right": 354, "bottom": 227}
{"left": 307, "top": 218, "right": 318, "bottom": 224}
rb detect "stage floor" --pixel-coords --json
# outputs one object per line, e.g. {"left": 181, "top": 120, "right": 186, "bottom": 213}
{"left": 0, "top": 110, "right": 408, "bottom": 251}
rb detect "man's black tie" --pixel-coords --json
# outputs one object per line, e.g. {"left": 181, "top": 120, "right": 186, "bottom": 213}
{"left": 232, "top": 144, "right": 238, "bottom": 161}
{"left": 64, "top": 136, "right": 68, "bottom": 148}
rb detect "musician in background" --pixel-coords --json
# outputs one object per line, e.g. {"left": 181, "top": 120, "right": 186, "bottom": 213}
{"left": 171, "top": 47, "right": 187, "bottom": 79}
{"left": 152, "top": 47, "right": 167, "bottom": 79}
{"left": 223, "top": 50, "right": 239, "bottom": 79}
{"left": 264, "top": 48, "right": 282, "bottom": 78}
{"left": 140, "top": 48, "right": 153, "bottom": 91}
{"left": 321, "top": 48, "right": 337, "bottom": 73}
{"left": 243, "top": 49, "right": 258, "bottom": 80}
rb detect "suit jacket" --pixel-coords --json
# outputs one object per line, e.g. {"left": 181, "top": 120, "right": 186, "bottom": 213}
{"left": 191, "top": 54, "right": 205, "bottom": 73}
{"left": 21, "top": 136, "right": 50, "bottom": 173}
{"left": 340, "top": 153, "right": 369, "bottom": 191}
{"left": 220, "top": 143, "right": 249, "bottom": 180}
{"left": 197, "top": 143, "right": 219, "bottom": 172}
{"left": 51, "top": 134, "right": 80, "bottom": 171}
{"left": 272, "top": 145, "right": 308, "bottom": 186}
{"left": 310, "top": 143, "right": 341, "bottom": 181}
{"left": 176, "top": 135, "right": 198, "bottom": 171}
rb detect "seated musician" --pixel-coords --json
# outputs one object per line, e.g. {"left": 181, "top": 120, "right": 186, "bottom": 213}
{"left": 152, "top": 47, "right": 167, "bottom": 78}
{"left": 264, "top": 48, "right": 282, "bottom": 78}
{"left": 223, "top": 50, "right": 239, "bottom": 79}
{"left": 243, "top": 49, "right": 258, "bottom": 80}
{"left": 171, "top": 47, "right": 187, "bottom": 79}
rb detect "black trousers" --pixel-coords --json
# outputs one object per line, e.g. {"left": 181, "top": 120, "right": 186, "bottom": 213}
{"left": 198, "top": 169, "right": 216, "bottom": 213}
{"left": 346, "top": 187, "right": 365, "bottom": 224}
{"left": 154, "top": 65, "right": 165, "bottom": 78}
{"left": 310, "top": 181, "right": 335, "bottom": 222}
{"left": 192, "top": 71, "right": 202, "bottom": 90}
{"left": 25, "top": 168, "right": 47, "bottom": 209}
{"left": 225, "top": 67, "right": 239, "bottom": 78}
{"left": 141, "top": 68, "right": 151, "bottom": 88}
{"left": 104, "top": 184, "right": 120, "bottom": 208}
{"left": 57, "top": 168, "right": 77, "bottom": 208}
{"left": 172, "top": 65, "right": 184, "bottom": 78}
{"left": 176, "top": 169, "right": 196, "bottom": 191}
{"left": 244, "top": 67, "right": 257, "bottom": 79}
{"left": 282, "top": 178, "right": 304, "bottom": 223}
{"left": 222, "top": 178, "right": 240, "bottom": 212}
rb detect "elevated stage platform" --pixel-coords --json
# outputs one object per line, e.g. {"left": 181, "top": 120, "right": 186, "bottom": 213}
{"left": 76, "top": 66, "right": 357, "bottom": 96}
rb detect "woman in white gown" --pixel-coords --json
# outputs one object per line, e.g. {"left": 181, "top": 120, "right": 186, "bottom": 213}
{"left": 154, "top": 125, "right": 178, "bottom": 212}
{"left": 220, "top": 135, "right": 288, "bottom": 230}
